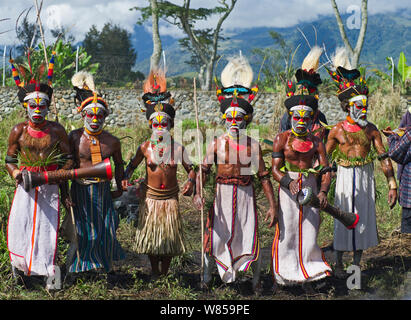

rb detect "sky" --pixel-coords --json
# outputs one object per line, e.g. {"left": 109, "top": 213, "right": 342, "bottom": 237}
{"left": 0, "top": 0, "right": 410, "bottom": 46}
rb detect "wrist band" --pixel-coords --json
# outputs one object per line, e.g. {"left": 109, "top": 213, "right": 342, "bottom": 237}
{"left": 5, "top": 155, "right": 18, "bottom": 164}
{"left": 279, "top": 174, "right": 292, "bottom": 189}
{"left": 377, "top": 152, "right": 389, "bottom": 161}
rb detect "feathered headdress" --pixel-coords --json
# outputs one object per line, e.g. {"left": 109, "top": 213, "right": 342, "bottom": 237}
{"left": 284, "top": 46, "right": 323, "bottom": 111}
{"left": 141, "top": 67, "right": 175, "bottom": 121}
{"left": 215, "top": 55, "right": 257, "bottom": 117}
{"left": 72, "top": 71, "right": 109, "bottom": 115}
{"left": 326, "top": 47, "right": 368, "bottom": 102}
{"left": 10, "top": 49, "right": 56, "bottom": 104}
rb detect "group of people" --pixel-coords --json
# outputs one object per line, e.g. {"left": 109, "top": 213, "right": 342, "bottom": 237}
{"left": 4, "top": 45, "right": 409, "bottom": 294}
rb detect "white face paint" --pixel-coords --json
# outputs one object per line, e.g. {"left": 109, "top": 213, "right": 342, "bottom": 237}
{"left": 150, "top": 112, "right": 172, "bottom": 139}
{"left": 24, "top": 92, "right": 50, "bottom": 124}
{"left": 290, "top": 105, "right": 313, "bottom": 136}
{"left": 224, "top": 107, "right": 247, "bottom": 137}
{"left": 349, "top": 95, "right": 368, "bottom": 127}
{"left": 82, "top": 103, "right": 107, "bottom": 133}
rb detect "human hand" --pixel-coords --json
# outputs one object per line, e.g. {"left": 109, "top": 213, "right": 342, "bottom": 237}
{"left": 121, "top": 179, "right": 130, "bottom": 191}
{"left": 382, "top": 126, "right": 395, "bottom": 137}
{"left": 317, "top": 191, "right": 328, "bottom": 209}
{"left": 193, "top": 194, "right": 205, "bottom": 210}
{"left": 62, "top": 196, "right": 75, "bottom": 210}
{"left": 289, "top": 179, "right": 300, "bottom": 195}
{"left": 181, "top": 181, "right": 193, "bottom": 196}
{"left": 264, "top": 207, "right": 278, "bottom": 228}
{"left": 388, "top": 188, "right": 397, "bottom": 209}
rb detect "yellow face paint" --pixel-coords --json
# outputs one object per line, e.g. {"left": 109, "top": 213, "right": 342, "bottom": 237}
{"left": 298, "top": 110, "right": 306, "bottom": 118}
{"left": 156, "top": 115, "right": 164, "bottom": 123}
{"left": 34, "top": 95, "right": 42, "bottom": 105}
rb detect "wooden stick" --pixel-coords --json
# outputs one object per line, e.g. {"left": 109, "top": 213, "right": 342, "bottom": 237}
{"left": 70, "top": 205, "right": 81, "bottom": 268}
{"left": 193, "top": 77, "right": 204, "bottom": 283}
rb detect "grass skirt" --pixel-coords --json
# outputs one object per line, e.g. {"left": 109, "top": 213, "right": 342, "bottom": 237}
{"left": 134, "top": 197, "right": 185, "bottom": 256}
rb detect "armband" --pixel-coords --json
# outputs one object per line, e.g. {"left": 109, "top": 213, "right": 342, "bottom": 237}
{"left": 279, "top": 174, "right": 293, "bottom": 189}
{"left": 377, "top": 152, "right": 389, "bottom": 161}
{"left": 5, "top": 155, "right": 18, "bottom": 164}
{"left": 271, "top": 151, "right": 285, "bottom": 159}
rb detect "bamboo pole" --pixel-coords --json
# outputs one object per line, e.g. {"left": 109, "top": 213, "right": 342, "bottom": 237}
{"left": 193, "top": 77, "right": 204, "bottom": 283}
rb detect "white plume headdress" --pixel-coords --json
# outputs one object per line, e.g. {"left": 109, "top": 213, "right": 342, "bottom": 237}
{"left": 220, "top": 55, "right": 254, "bottom": 88}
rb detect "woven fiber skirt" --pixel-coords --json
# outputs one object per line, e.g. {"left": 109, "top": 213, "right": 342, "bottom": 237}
{"left": 134, "top": 196, "right": 185, "bottom": 256}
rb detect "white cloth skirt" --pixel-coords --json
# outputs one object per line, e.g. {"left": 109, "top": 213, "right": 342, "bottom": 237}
{"left": 208, "top": 183, "right": 259, "bottom": 283}
{"left": 333, "top": 163, "right": 378, "bottom": 251}
{"left": 271, "top": 172, "right": 332, "bottom": 285}
{"left": 7, "top": 184, "right": 59, "bottom": 276}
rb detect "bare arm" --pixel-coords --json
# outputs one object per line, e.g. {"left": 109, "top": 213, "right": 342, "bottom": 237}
{"left": 122, "top": 143, "right": 145, "bottom": 190}
{"left": 112, "top": 138, "right": 125, "bottom": 197}
{"left": 372, "top": 127, "right": 397, "bottom": 208}
{"left": 5, "top": 124, "right": 23, "bottom": 182}
{"left": 180, "top": 145, "right": 197, "bottom": 196}
{"left": 193, "top": 138, "right": 217, "bottom": 209}
{"left": 257, "top": 143, "right": 278, "bottom": 228}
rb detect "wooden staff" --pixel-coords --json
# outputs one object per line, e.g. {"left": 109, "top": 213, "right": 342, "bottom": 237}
{"left": 193, "top": 77, "right": 204, "bottom": 283}
{"left": 69, "top": 206, "right": 81, "bottom": 268}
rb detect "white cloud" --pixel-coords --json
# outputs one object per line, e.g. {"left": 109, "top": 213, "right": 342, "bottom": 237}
{"left": 0, "top": 0, "right": 409, "bottom": 46}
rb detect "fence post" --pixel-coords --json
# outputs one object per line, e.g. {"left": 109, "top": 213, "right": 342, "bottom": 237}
{"left": 3, "top": 45, "right": 6, "bottom": 87}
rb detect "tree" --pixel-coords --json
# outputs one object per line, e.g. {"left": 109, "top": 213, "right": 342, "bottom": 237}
{"left": 83, "top": 23, "right": 138, "bottom": 85}
{"left": 132, "top": 0, "right": 237, "bottom": 90}
{"left": 16, "top": 15, "right": 40, "bottom": 54}
{"left": 331, "top": 0, "right": 368, "bottom": 68}
{"left": 252, "top": 31, "right": 298, "bottom": 91}
{"left": 149, "top": 0, "right": 162, "bottom": 70}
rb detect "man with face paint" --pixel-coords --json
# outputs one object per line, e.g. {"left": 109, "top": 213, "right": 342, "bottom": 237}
{"left": 325, "top": 48, "right": 397, "bottom": 277}
{"left": 65, "top": 71, "right": 125, "bottom": 274}
{"left": 121, "top": 69, "right": 196, "bottom": 278}
{"left": 271, "top": 46, "right": 332, "bottom": 288}
{"left": 193, "top": 55, "right": 278, "bottom": 293}
{"left": 5, "top": 53, "right": 73, "bottom": 284}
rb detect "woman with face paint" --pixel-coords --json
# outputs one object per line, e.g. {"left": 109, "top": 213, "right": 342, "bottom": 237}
{"left": 193, "top": 55, "right": 278, "bottom": 293}
{"left": 6, "top": 53, "right": 73, "bottom": 286}
{"left": 121, "top": 69, "right": 196, "bottom": 278}
{"left": 325, "top": 48, "right": 397, "bottom": 278}
{"left": 271, "top": 46, "right": 333, "bottom": 289}
{"left": 64, "top": 71, "right": 125, "bottom": 274}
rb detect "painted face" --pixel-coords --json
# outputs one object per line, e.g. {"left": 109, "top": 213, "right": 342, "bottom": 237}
{"left": 349, "top": 95, "right": 368, "bottom": 127}
{"left": 290, "top": 106, "right": 313, "bottom": 136}
{"left": 83, "top": 104, "right": 107, "bottom": 133}
{"left": 224, "top": 107, "right": 247, "bottom": 137}
{"left": 25, "top": 92, "right": 49, "bottom": 124}
{"left": 150, "top": 112, "right": 172, "bottom": 139}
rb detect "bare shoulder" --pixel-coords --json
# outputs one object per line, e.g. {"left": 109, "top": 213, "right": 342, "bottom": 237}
{"left": 273, "top": 130, "right": 289, "bottom": 147}
{"left": 68, "top": 128, "right": 83, "bottom": 141}
{"left": 10, "top": 122, "right": 26, "bottom": 135}
{"left": 102, "top": 130, "right": 121, "bottom": 145}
